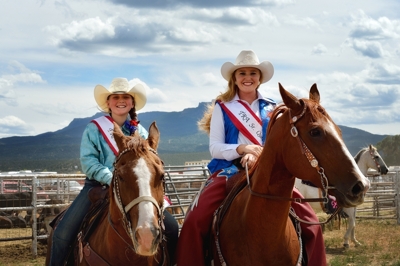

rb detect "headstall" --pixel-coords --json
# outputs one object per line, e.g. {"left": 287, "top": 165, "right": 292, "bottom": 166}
{"left": 110, "top": 147, "right": 165, "bottom": 250}
{"left": 246, "top": 100, "right": 342, "bottom": 225}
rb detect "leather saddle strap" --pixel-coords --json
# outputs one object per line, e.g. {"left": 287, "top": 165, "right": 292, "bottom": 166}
{"left": 215, "top": 174, "right": 248, "bottom": 233}
{"left": 83, "top": 242, "right": 110, "bottom": 266}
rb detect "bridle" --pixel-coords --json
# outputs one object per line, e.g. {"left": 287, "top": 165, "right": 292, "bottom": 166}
{"left": 110, "top": 147, "right": 165, "bottom": 253}
{"left": 246, "top": 100, "right": 342, "bottom": 225}
{"left": 368, "top": 148, "right": 382, "bottom": 171}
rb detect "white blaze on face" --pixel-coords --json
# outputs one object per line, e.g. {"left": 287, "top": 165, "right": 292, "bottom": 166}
{"left": 133, "top": 157, "right": 156, "bottom": 233}
{"left": 328, "top": 121, "right": 370, "bottom": 190}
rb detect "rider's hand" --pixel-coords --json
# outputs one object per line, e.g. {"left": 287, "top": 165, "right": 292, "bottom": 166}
{"left": 240, "top": 153, "right": 258, "bottom": 169}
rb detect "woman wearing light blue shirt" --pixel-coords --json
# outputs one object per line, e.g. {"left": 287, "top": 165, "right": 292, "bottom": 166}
{"left": 49, "top": 77, "right": 178, "bottom": 266}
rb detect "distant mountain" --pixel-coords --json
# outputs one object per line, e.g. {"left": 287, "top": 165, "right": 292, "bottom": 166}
{"left": 0, "top": 102, "right": 389, "bottom": 172}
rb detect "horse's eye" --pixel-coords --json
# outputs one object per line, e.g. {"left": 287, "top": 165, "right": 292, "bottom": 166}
{"left": 309, "top": 128, "right": 321, "bottom": 137}
{"left": 160, "top": 174, "right": 165, "bottom": 181}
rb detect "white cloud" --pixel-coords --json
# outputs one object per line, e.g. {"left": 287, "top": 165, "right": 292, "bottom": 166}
{"left": 50, "top": 17, "right": 115, "bottom": 42}
{"left": 311, "top": 44, "right": 328, "bottom": 55}
{"left": 0, "top": 61, "right": 46, "bottom": 106}
{"left": 0, "top": 116, "right": 33, "bottom": 137}
{"left": 1, "top": 0, "right": 400, "bottom": 137}
{"left": 349, "top": 10, "right": 400, "bottom": 40}
{"left": 346, "top": 39, "right": 388, "bottom": 58}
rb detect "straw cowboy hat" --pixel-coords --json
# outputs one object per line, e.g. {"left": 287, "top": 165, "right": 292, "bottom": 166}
{"left": 221, "top": 50, "right": 274, "bottom": 84}
{"left": 94, "top": 77, "right": 147, "bottom": 112}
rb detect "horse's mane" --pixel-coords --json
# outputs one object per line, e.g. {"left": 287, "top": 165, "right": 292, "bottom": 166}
{"left": 235, "top": 97, "right": 342, "bottom": 183}
{"left": 267, "top": 98, "right": 340, "bottom": 136}
{"left": 354, "top": 145, "right": 376, "bottom": 163}
{"left": 354, "top": 148, "right": 367, "bottom": 163}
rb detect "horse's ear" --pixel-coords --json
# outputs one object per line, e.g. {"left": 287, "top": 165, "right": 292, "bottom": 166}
{"left": 279, "top": 83, "right": 302, "bottom": 114}
{"left": 147, "top": 121, "right": 160, "bottom": 151}
{"left": 113, "top": 122, "right": 126, "bottom": 151}
{"left": 309, "top": 83, "right": 320, "bottom": 103}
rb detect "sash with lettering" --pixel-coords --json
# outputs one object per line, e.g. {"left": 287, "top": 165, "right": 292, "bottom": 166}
{"left": 218, "top": 100, "right": 262, "bottom": 146}
{"left": 91, "top": 116, "right": 172, "bottom": 207}
{"left": 91, "top": 116, "right": 119, "bottom": 156}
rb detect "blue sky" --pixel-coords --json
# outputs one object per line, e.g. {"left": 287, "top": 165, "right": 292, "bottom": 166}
{"left": 0, "top": 0, "right": 399, "bottom": 138}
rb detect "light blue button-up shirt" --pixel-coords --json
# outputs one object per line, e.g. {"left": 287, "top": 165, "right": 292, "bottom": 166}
{"left": 80, "top": 117, "right": 148, "bottom": 185}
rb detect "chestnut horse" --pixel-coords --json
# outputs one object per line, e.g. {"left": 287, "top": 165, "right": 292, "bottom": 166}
{"left": 212, "top": 83, "right": 370, "bottom": 265}
{"left": 295, "top": 144, "right": 388, "bottom": 248}
{"left": 46, "top": 122, "right": 168, "bottom": 265}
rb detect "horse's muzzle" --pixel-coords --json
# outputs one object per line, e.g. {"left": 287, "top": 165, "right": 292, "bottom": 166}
{"left": 335, "top": 178, "right": 370, "bottom": 208}
{"left": 135, "top": 224, "right": 162, "bottom": 256}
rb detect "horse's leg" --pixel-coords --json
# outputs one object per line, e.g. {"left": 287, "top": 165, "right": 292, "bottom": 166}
{"left": 343, "top": 207, "right": 352, "bottom": 248}
{"left": 343, "top": 207, "right": 360, "bottom": 248}
{"left": 349, "top": 207, "right": 361, "bottom": 247}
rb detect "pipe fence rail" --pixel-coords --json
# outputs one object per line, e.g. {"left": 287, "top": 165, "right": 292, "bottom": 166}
{"left": 357, "top": 169, "right": 400, "bottom": 224}
{"left": 0, "top": 166, "right": 399, "bottom": 258}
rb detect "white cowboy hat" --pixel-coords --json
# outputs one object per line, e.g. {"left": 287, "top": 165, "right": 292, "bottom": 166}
{"left": 94, "top": 77, "right": 147, "bottom": 112}
{"left": 220, "top": 50, "right": 274, "bottom": 84}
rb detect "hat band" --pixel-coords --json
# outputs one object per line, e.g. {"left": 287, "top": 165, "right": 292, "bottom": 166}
{"left": 111, "top": 91, "right": 130, "bottom": 94}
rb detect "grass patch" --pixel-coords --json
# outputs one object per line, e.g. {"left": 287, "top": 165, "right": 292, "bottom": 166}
{"left": 325, "top": 219, "right": 400, "bottom": 266}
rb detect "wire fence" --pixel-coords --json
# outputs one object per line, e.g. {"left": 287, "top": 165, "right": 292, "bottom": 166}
{"left": 0, "top": 167, "right": 210, "bottom": 256}
{"left": 1, "top": 166, "right": 399, "bottom": 257}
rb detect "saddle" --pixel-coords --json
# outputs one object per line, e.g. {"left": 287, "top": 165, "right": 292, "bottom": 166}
{"left": 49, "top": 185, "right": 110, "bottom": 266}
{"left": 76, "top": 186, "right": 110, "bottom": 265}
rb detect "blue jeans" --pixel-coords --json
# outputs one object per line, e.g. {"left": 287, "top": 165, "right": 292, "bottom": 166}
{"left": 49, "top": 178, "right": 98, "bottom": 266}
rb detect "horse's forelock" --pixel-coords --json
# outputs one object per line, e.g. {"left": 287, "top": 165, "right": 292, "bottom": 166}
{"left": 369, "top": 144, "right": 377, "bottom": 152}
{"left": 126, "top": 136, "right": 147, "bottom": 156}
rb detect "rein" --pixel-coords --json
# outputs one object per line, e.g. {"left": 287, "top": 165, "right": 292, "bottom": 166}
{"left": 246, "top": 99, "right": 341, "bottom": 225}
{"left": 111, "top": 147, "right": 164, "bottom": 253}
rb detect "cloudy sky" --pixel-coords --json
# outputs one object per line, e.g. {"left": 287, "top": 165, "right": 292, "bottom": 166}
{"left": 1, "top": 0, "right": 399, "bottom": 139}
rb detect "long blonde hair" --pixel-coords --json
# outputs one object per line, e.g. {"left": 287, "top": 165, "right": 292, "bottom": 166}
{"left": 197, "top": 70, "right": 263, "bottom": 134}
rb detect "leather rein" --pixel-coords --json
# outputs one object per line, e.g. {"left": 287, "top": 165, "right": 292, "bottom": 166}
{"left": 246, "top": 100, "right": 342, "bottom": 225}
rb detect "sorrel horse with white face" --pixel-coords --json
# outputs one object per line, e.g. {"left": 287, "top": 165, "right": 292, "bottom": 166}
{"left": 45, "top": 122, "right": 168, "bottom": 265}
{"left": 211, "top": 83, "right": 370, "bottom": 265}
{"left": 295, "top": 144, "right": 388, "bottom": 248}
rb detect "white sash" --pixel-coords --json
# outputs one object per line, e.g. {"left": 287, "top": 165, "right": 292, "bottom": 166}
{"left": 219, "top": 100, "right": 262, "bottom": 145}
{"left": 91, "top": 116, "right": 119, "bottom": 156}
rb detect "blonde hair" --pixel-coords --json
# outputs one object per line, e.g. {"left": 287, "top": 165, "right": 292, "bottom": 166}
{"left": 198, "top": 70, "right": 263, "bottom": 134}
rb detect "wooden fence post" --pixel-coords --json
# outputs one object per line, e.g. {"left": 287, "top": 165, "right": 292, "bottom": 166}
{"left": 396, "top": 170, "right": 400, "bottom": 225}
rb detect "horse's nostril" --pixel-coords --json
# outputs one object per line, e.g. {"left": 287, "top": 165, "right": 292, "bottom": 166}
{"left": 152, "top": 227, "right": 162, "bottom": 244}
{"left": 351, "top": 181, "right": 364, "bottom": 196}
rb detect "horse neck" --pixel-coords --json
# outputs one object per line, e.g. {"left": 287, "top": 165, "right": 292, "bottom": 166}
{"left": 251, "top": 110, "right": 295, "bottom": 199}
{"left": 251, "top": 147, "right": 295, "bottom": 199}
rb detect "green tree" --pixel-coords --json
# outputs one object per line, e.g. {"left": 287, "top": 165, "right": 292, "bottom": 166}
{"left": 376, "top": 135, "right": 400, "bottom": 167}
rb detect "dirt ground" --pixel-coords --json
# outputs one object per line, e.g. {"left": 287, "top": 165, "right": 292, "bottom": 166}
{"left": 0, "top": 239, "right": 333, "bottom": 266}
{"left": 1, "top": 218, "right": 399, "bottom": 266}
{"left": 0, "top": 241, "right": 46, "bottom": 266}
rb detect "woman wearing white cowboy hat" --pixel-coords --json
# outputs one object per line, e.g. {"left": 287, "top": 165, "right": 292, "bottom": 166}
{"left": 49, "top": 77, "right": 179, "bottom": 266}
{"left": 176, "top": 50, "right": 326, "bottom": 266}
